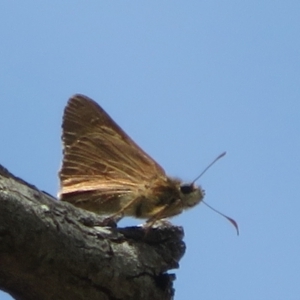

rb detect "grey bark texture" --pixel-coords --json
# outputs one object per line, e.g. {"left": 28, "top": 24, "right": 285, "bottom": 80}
{"left": 0, "top": 165, "right": 185, "bottom": 300}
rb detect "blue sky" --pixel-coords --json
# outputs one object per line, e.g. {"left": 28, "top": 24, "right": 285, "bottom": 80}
{"left": 1, "top": 2, "right": 299, "bottom": 299}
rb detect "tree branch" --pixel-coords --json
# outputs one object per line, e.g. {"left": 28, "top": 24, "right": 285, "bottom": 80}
{"left": 0, "top": 164, "right": 185, "bottom": 300}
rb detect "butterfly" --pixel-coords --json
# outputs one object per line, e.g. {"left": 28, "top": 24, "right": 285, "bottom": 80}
{"left": 59, "top": 94, "right": 238, "bottom": 232}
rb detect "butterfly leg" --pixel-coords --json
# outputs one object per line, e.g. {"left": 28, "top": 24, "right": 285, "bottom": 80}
{"left": 107, "top": 196, "right": 143, "bottom": 221}
{"left": 145, "top": 199, "right": 182, "bottom": 228}
{"left": 101, "top": 213, "right": 124, "bottom": 227}
{"left": 145, "top": 205, "right": 171, "bottom": 228}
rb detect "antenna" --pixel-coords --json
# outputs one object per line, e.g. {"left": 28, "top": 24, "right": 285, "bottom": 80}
{"left": 193, "top": 151, "right": 239, "bottom": 235}
{"left": 192, "top": 151, "right": 226, "bottom": 184}
{"left": 203, "top": 201, "right": 239, "bottom": 235}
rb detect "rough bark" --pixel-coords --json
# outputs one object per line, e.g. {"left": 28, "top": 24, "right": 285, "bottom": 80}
{"left": 0, "top": 164, "right": 185, "bottom": 300}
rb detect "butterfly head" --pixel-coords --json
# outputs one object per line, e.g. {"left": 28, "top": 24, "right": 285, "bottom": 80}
{"left": 179, "top": 183, "right": 205, "bottom": 208}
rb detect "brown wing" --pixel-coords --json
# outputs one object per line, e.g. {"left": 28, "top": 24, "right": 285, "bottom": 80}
{"left": 59, "top": 94, "right": 167, "bottom": 200}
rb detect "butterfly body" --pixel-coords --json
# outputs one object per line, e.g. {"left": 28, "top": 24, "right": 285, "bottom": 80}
{"left": 59, "top": 95, "right": 204, "bottom": 223}
{"left": 61, "top": 176, "right": 203, "bottom": 220}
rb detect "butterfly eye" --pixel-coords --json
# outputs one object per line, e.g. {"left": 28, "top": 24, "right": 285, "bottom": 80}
{"left": 180, "top": 184, "right": 194, "bottom": 194}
